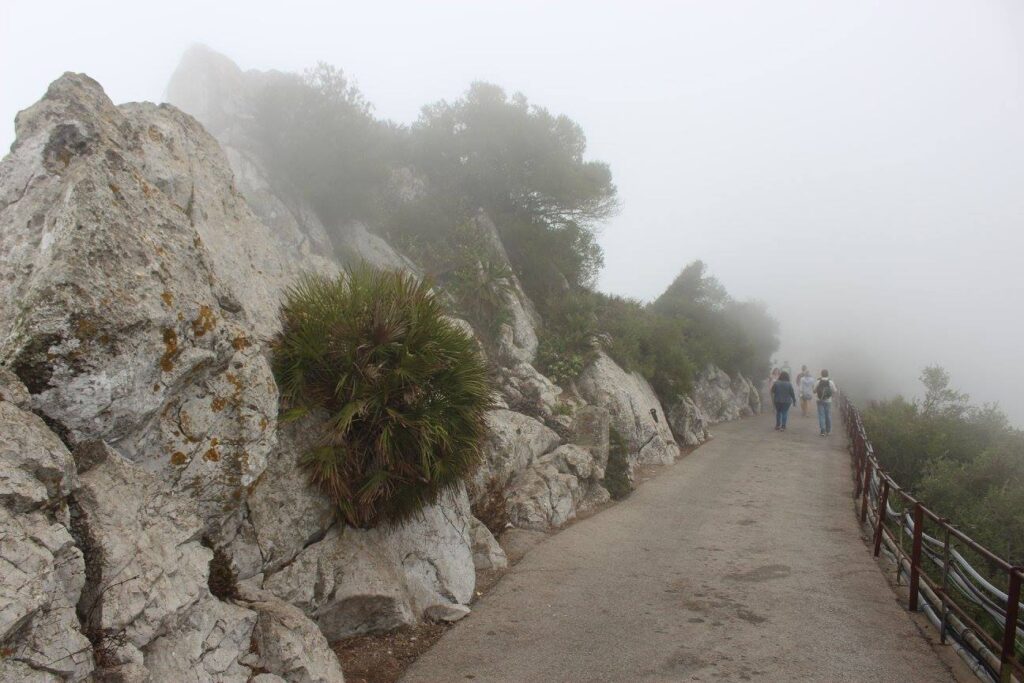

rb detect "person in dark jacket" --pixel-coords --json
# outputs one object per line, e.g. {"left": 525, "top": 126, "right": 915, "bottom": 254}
{"left": 771, "top": 371, "right": 798, "bottom": 431}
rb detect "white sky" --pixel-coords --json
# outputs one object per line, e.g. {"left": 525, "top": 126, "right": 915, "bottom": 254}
{"left": 3, "top": 0, "right": 1023, "bottom": 422}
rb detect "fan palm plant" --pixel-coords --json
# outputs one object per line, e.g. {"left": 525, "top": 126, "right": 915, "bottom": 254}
{"left": 273, "top": 266, "right": 494, "bottom": 527}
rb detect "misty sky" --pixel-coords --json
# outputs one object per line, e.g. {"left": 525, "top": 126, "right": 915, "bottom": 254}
{"left": 3, "top": 0, "right": 1023, "bottom": 422}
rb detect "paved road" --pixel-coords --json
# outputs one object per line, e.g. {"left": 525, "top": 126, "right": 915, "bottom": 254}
{"left": 404, "top": 409, "right": 963, "bottom": 682}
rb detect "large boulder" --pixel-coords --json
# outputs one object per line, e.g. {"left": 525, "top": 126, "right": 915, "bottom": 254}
{"left": 142, "top": 596, "right": 257, "bottom": 682}
{"left": 576, "top": 352, "right": 679, "bottom": 468}
{"left": 479, "top": 409, "right": 561, "bottom": 486}
{"left": 0, "top": 73, "right": 311, "bottom": 528}
{"left": 691, "top": 365, "right": 760, "bottom": 424}
{"left": 667, "top": 396, "right": 711, "bottom": 447}
{"left": 239, "top": 586, "right": 346, "bottom": 683}
{"left": 0, "top": 388, "right": 94, "bottom": 682}
{"left": 505, "top": 444, "right": 609, "bottom": 530}
{"left": 261, "top": 490, "right": 475, "bottom": 640}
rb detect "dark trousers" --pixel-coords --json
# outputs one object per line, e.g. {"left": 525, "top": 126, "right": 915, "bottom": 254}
{"left": 775, "top": 402, "right": 792, "bottom": 429}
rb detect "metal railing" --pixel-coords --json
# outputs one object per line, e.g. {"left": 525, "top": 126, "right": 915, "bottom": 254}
{"left": 841, "top": 396, "right": 1023, "bottom": 683}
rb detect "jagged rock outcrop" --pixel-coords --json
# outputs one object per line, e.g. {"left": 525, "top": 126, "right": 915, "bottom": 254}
{"left": 71, "top": 441, "right": 212, "bottom": 655}
{"left": 165, "top": 45, "right": 414, "bottom": 276}
{"left": 667, "top": 396, "right": 711, "bottom": 447}
{"left": 667, "top": 366, "right": 762, "bottom": 447}
{"left": 577, "top": 352, "right": 680, "bottom": 470}
{"left": 260, "top": 490, "right": 475, "bottom": 640}
{"left": 478, "top": 410, "right": 561, "bottom": 486}
{"left": 469, "top": 518, "right": 508, "bottom": 571}
{"left": 0, "top": 381, "right": 93, "bottom": 682}
{"left": 239, "top": 586, "right": 347, "bottom": 683}
{"left": 0, "top": 72, "right": 299, "bottom": 529}
{"left": 690, "top": 365, "right": 761, "bottom": 424}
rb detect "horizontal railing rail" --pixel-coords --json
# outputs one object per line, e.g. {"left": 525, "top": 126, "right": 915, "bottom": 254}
{"left": 841, "top": 396, "right": 1023, "bottom": 683}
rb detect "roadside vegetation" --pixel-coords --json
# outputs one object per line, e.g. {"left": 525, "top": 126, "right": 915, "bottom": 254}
{"left": 863, "top": 366, "right": 1024, "bottom": 566}
{"left": 252, "top": 63, "right": 778, "bottom": 407}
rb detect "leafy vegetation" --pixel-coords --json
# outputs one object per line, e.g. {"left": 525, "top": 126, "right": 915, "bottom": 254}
{"left": 536, "top": 262, "right": 778, "bottom": 398}
{"left": 249, "top": 63, "right": 778, "bottom": 405}
{"left": 863, "top": 366, "right": 1024, "bottom": 565}
{"left": 272, "top": 267, "right": 495, "bottom": 527}
{"left": 602, "top": 427, "right": 632, "bottom": 500}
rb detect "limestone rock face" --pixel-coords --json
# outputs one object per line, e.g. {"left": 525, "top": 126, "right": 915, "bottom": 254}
{"left": 691, "top": 366, "right": 761, "bottom": 424}
{"left": 668, "top": 396, "right": 711, "bottom": 447}
{"left": 479, "top": 409, "right": 561, "bottom": 485}
{"left": 71, "top": 441, "right": 211, "bottom": 651}
{"left": 166, "top": 45, "right": 411, "bottom": 277}
{"left": 469, "top": 518, "right": 508, "bottom": 571}
{"left": 262, "top": 491, "right": 475, "bottom": 640}
{"left": 0, "top": 387, "right": 94, "bottom": 682}
{"left": 571, "top": 406, "right": 611, "bottom": 474}
{"left": 576, "top": 352, "right": 679, "bottom": 468}
{"left": 0, "top": 72, "right": 306, "bottom": 528}
{"left": 142, "top": 596, "right": 257, "bottom": 683}
{"left": 232, "top": 415, "right": 336, "bottom": 579}
{"left": 472, "top": 213, "right": 541, "bottom": 366}
{"left": 239, "top": 586, "right": 346, "bottom": 683}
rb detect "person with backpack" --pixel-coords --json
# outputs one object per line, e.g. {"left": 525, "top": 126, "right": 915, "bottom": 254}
{"left": 814, "top": 370, "right": 839, "bottom": 436}
{"left": 771, "top": 371, "right": 798, "bottom": 431}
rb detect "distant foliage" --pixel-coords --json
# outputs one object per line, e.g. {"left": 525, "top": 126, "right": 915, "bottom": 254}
{"left": 535, "top": 262, "right": 777, "bottom": 398}
{"left": 863, "top": 367, "right": 1024, "bottom": 565}
{"left": 251, "top": 63, "right": 403, "bottom": 227}
{"left": 272, "top": 267, "right": 495, "bottom": 527}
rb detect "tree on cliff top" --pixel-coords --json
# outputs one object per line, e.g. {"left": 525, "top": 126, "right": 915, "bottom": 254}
{"left": 410, "top": 82, "right": 617, "bottom": 293}
{"left": 252, "top": 63, "right": 404, "bottom": 226}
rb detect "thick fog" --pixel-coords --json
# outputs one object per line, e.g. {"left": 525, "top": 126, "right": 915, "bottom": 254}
{"left": 3, "top": 1, "right": 1023, "bottom": 422}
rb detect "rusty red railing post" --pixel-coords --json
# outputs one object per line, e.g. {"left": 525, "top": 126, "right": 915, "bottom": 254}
{"left": 1000, "top": 568, "right": 1022, "bottom": 682}
{"left": 908, "top": 503, "right": 924, "bottom": 610}
{"left": 873, "top": 479, "right": 890, "bottom": 557}
{"left": 939, "top": 523, "right": 951, "bottom": 644}
{"left": 860, "top": 460, "right": 873, "bottom": 524}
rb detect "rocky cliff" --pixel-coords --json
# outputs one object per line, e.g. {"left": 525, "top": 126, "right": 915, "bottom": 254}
{"left": 0, "top": 55, "right": 760, "bottom": 681}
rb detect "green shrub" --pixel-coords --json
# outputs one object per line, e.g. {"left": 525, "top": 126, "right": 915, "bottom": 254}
{"left": 272, "top": 267, "right": 495, "bottom": 527}
{"left": 602, "top": 427, "right": 632, "bottom": 500}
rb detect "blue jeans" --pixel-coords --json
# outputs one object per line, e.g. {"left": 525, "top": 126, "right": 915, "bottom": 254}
{"left": 817, "top": 400, "right": 832, "bottom": 434}
{"left": 775, "top": 402, "right": 792, "bottom": 429}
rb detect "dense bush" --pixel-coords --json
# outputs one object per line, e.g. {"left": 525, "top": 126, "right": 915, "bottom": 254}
{"left": 272, "top": 267, "right": 495, "bottom": 527}
{"left": 863, "top": 366, "right": 1024, "bottom": 565}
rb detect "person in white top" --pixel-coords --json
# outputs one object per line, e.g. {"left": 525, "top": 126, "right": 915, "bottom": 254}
{"left": 797, "top": 366, "right": 815, "bottom": 417}
{"left": 815, "top": 369, "right": 839, "bottom": 436}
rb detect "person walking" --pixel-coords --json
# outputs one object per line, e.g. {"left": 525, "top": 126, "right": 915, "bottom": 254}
{"left": 771, "top": 371, "right": 798, "bottom": 431}
{"left": 815, "top": 370, "right": 839, "bottom": 436}
{"left": 798, "top": 367, "right": 815, "bottom": 417}
{"left": 767, "top": 367, "right": 780, "bottom": 406}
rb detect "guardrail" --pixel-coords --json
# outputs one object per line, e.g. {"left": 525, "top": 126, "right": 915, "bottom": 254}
{"left": 841, "top": 396, "right": 1023, "bottom": 683}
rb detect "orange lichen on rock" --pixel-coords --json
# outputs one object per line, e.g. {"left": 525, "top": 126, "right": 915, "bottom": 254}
{"left": 160, "top": 328, "right": 178, "bottom": 372}
{"left": 191, "top": 305, "right": 216, "bottom": 337}
{"left": 170, "top": 451, "right": 188, "bottom": 466}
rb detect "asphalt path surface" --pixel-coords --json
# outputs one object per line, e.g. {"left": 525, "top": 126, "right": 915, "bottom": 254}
{"left": 404, "top": 409, "right": 962, "bottom": 682}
